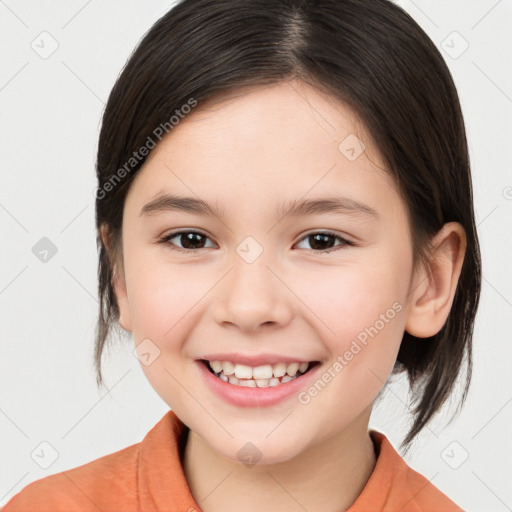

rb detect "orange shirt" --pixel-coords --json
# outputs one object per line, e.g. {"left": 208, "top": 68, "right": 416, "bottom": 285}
{"left": 2, "top": 410, "right": 462, "bottom": 511}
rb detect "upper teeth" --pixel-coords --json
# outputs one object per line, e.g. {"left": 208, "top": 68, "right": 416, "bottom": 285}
{"left": 208, "top": 360, "right": 309, "bottom": 379}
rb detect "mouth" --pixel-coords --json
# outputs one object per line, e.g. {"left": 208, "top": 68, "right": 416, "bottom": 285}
{"left": 200, "top": 359, "right": 320, "bottom": 388}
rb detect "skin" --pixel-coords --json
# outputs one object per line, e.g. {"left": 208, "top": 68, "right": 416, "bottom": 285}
{"left": 105, "top": 78, "right": 466, "bottom": 512}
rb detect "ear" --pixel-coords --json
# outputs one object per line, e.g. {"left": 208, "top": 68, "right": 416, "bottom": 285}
{"left": 405, "top": 222, "right": 466, "bottom": 338}
{"left": 100, "top": 225, "right": 132, "bottom": 332}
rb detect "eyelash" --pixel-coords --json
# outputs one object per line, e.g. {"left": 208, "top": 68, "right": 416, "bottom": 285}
{"left": 157, "top": 230, "right": 354, "bottom": 254}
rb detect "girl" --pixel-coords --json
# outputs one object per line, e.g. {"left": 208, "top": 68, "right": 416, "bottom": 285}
{"left": 3, "top": 0, "right": 481, "bottom": 510}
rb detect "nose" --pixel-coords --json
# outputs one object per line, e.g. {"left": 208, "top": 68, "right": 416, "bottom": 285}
{"left": 212, "top": 250, "right": 293, "bottom": 333}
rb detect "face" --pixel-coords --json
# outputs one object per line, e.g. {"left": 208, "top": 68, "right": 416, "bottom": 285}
{"left": 115, "top": 79, "right": 416, "bottom": 464}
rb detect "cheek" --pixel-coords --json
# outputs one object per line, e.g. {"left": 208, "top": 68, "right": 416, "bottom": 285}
{"left": 125, "top": 258, "right": 210, "bottom": 410}
{"left": 128, "top": 262, "right": 204, "bottom": 341}
{"left": 299, "top": 260, "right": 407, "bottom": 334}
{"left": 293, "top": 256, "right": 409, "bottom": 387}
{"left": 291, "top": 264, "right": 408, "bottom": 423}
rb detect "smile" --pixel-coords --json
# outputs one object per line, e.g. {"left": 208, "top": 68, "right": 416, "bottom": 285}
{"left": 204, "top": 359, "right": 316, "bottom": 388}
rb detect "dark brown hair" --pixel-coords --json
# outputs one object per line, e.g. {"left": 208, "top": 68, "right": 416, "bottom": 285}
{"left": 94, "top": 0, "right": 481, "bottom": 449}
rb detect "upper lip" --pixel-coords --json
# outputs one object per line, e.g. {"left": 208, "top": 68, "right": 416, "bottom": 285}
{"left": 198, "top": 353, "right": 317, "bottom": 367}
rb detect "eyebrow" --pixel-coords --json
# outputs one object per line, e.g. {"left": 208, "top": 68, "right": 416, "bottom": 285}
{"left": 139, "top": 193, "right": 378, "bottom": 219}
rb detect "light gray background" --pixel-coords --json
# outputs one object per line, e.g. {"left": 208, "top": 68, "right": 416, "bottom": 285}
{"left": 1, "top": 1, "right": 511, "bottom": 510}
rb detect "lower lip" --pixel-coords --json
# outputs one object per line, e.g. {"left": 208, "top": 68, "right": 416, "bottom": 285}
{"left": 196, "top": 360, "right": 322, "bottom": 407}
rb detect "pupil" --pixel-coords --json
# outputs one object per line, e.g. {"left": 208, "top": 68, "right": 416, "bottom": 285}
{"left": 179, "top": 233, "right": 335, "bottom": 251}
{"left": 310, "top": 233, "right": 333, "bottom": 250}
{"left": 182, "top": 233, "right": 204, "bottom": 249}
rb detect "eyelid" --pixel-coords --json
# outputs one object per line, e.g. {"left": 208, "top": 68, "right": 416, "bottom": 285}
{"left": 298, "top": 229, "right": 355, "bottom": 244}
{"left": 158, "top": 228, "right": 355, "bottom": 254}
{"left": 158, "top": 229, "right": 218, "bottom": 251}
{"left": 295, "top": 230, "right": 355, "bottom": 253}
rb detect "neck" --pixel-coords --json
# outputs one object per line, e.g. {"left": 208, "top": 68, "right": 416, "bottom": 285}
{"left": 182, "top": 407, "right": 376, "bottom": 512}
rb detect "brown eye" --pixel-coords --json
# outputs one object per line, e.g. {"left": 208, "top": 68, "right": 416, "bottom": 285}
{"left": 159, "top": 230, "right": 352, "bottom": 254}
{"left": 296, "top": 231, "right": 352, "bottom": 253}
{"left": 160, "top": 231, "right": 216, "bottom": 252}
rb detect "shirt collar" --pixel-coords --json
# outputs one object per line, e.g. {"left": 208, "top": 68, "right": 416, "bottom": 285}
{"left": 137, "top": 410, "right": 425, "bottom": 512}
{"left": 138, "top": 409, "right": 199, "bottom": 511}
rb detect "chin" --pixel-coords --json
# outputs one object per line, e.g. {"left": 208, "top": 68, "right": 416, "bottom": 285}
{"left": 213, "top": 436, "right": 304, "bottom": 467}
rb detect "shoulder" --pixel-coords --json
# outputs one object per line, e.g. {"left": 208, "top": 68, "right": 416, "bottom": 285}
{"left": 378, "top": 431, "right": 463, "bottom": 511}
{"left": 401, "top": 462, "right": 463, "bottom": 511}
{"left": 350, "top": 431, "right": 463, "bottom": 512}
{"left": 2, "top": 442, "right": 141, "bottom": 512}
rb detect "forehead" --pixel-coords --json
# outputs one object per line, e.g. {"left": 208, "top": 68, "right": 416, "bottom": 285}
{"left": 127, "top": 79, "right": 402, "bottom": 222}
{"left": 163, "top": 80, "right": 378, "bottom": 161}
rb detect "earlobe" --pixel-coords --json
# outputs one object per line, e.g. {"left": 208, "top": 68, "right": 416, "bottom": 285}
{"left": 100, "top": 225, "right": 132, "bottom": 333}
{"left": 405, "top": 222, "right": 466, "bottom": 338}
